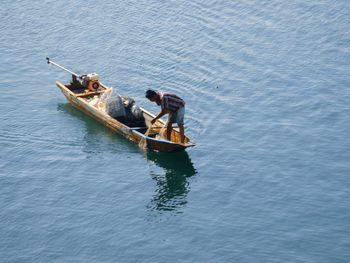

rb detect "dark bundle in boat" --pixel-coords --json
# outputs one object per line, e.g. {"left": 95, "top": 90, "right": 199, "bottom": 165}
{"left": 106, "top": 95, "right": 145, "bottom": 128}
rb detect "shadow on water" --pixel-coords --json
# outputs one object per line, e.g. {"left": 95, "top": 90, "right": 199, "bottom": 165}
{"left": 57, "top": 103, "right": 139, "bottom": 154}
{"left": 145, "top": 151, "right": 197, "bottom": 213}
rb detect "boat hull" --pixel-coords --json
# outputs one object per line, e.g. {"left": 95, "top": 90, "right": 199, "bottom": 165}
{"left": 56, "top": 81, "right": 194, "bottom": 152}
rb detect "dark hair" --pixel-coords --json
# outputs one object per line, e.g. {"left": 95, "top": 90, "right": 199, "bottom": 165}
{"left": 145, "top": 89, "right": 157, "bottom": 99}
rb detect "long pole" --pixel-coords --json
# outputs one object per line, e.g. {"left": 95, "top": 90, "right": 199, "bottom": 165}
{"left": 46, "top": 57, "right": 81, "bottom": 79}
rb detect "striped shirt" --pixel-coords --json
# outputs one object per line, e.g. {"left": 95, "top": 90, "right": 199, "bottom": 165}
{"left": 159, "top": 92, "right": 185, "bottom": 112}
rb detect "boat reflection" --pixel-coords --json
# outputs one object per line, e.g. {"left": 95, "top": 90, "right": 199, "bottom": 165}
{"left": 58, "top": 102, "right": 196, "bottom": 212}
{"left": 146, "top": 151, "right": 197, "bottom": 213}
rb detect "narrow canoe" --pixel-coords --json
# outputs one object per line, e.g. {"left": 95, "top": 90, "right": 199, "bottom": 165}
{"left": 55, "top": 78, "right": 195, "bottom": 152}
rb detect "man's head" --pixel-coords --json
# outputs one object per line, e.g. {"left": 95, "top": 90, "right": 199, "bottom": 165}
{"left": 145, "top": 89, "right": 158, "bottom": 102}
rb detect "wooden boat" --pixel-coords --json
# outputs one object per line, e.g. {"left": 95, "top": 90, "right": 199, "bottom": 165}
{"left": 54, "top": 77, "right": 195, "bottom": 152}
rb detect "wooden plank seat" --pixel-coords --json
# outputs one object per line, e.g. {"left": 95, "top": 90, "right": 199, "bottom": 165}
{"left": 76, "top": 90, "right": 106, "bottom": 97}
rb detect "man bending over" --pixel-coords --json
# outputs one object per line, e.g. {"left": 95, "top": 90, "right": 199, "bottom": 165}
{"left": 145, "top": 89, "right": 186, "bottom": 143}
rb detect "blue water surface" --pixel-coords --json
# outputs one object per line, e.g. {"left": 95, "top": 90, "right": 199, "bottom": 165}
{"left": 1, "top": 0, "right": 350, "bottom": 262}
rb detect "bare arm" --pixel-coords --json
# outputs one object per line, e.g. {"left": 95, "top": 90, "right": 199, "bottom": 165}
{"left": 151, "top": 109, "right": 167, "bottom": 124}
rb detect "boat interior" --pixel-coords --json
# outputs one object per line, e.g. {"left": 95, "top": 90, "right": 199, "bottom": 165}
{"left": 64, "top": 78, "right": 157, "bottom": 135}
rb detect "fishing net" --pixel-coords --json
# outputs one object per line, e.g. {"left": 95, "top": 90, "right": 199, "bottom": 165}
{"left": 138, "top": 125, "right": 152, "bottom": 150}
{"left": 106, "top": 95, "right": 126, "bottom": 118}
{"left": 155, "top": 122, "right": 168, "bottom": 141}
{"left": 159, "top": 125, "right": 167, "bottom": 139}
{"left": 89, "top": 88, "right": 113, "bottom": 112}
{"left": 91, "top": 90, "right": 145, "bottom": 127}
{"left": 101, "top": 89, "right": 113, "bottom": 100}
{"left": 130, "top": 105, "right": 143, "bottom": 120}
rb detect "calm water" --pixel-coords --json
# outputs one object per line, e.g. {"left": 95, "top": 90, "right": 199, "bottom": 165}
{"left": 1, "top": 1, "right": 350, "bottom": 262}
